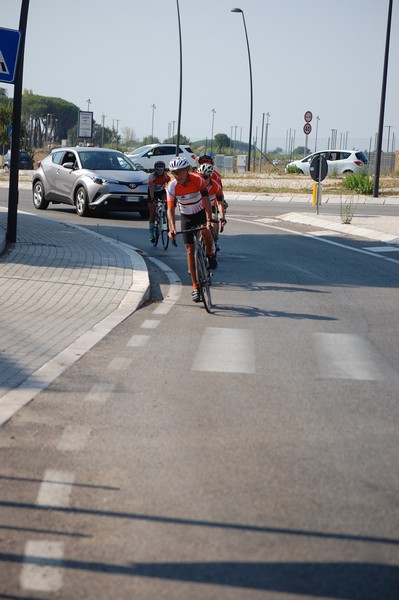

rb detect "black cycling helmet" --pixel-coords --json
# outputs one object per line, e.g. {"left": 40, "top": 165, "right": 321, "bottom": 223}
{"left": 154, "top": 161, "right": 166, "bottom": 170}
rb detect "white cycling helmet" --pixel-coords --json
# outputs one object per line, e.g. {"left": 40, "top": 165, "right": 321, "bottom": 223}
{"left": 197, "top": 163, "right": 214, "bottom": 176}
{"left": 169, "top": 156, "right": 190, "bottom": 171}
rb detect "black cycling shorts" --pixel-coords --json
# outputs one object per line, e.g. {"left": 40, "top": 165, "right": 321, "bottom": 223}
{"left": 180, "top": 209, "right": 206, "bottom": 244}
{"left": 148, "top": 190, "right": 166, "bottom": 204}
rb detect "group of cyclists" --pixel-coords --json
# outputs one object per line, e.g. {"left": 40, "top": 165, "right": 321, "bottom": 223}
{"left": 147, "top": 152, "right": 227, "bottom": 303}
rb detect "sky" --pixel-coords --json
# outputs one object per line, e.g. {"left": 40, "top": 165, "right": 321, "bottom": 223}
{"left": 1, "top": 0, "right": 398, "bottom": 153}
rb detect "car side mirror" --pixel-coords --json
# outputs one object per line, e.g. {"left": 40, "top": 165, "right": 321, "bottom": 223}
{"left": 63, "top": 162, "right": 75, "bottom": 170}
{"left": 147, "top": 151, "right": 153, "bottom": 157}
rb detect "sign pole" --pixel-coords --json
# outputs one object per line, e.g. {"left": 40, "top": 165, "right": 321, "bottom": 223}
{"left": 7, "top": 0, "right": 30, "bottom": 244}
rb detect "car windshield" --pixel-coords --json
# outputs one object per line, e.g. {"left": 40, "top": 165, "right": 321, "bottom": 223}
{"left": 129, "top": 145, "right": 154, "bottom": 156}
{"left": 78, "top": 151, "right": 137, "bottom": 171}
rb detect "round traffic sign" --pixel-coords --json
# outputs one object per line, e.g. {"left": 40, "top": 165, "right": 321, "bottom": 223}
{"left": 310, "top": 154, "right": 328, "bottom": 182}
{"left": 304, "top": 111, "right": 313, "bottom": 123}
{"left": 303, "top": 123, "right": 312, "bottom": 135}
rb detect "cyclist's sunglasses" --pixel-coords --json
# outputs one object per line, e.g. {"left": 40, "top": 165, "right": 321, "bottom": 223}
{"left": 155, "top": 167, "right": 165, "bottom": 172}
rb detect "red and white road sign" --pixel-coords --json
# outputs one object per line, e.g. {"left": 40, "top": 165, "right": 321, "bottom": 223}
{"left": 304, "top": 111, "right": 313, "bottom": 123}
{"left": 303, "top": 123, "right": 312, "bottom": 135}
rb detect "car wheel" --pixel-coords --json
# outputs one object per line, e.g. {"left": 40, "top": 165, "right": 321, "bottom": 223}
{"left": 343, "top": 170, "right": 353, "bottom": 174}
{"left": 75, "top": 186, "right": 90, "bottom": 217}
{"left": 32, "top": 180, "right": 49, "bottom": 210}
{"left": 3, "top": 165, "right": 9, "bottom": 172}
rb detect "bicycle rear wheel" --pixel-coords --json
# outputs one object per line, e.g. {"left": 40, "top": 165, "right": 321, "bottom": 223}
{"left": 195, "top": 249, "right": 212, "bottom": 313}
{"left": 161, "top": 211, "right": 169, "bottom": 250}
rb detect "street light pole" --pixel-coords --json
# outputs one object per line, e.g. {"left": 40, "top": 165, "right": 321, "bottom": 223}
{"left": 373, "top": 0, "right": 393, "bottom": 197}
{"left": 314, "top": 116, "right": 320, "bottom": 152}
{"left": 151, "top": 103, "right": 156, "bottom": 142}
{"left": 264, "top": 112, "right": 270, "bottom": 158}
{"left": 175, "top": 0, "right": 183, "bottom": 155}
{"left": 231, "top": 8, "right": 253, "bottom": 172}
{"left": 210, "top": 108, "right": 216, "bottom": 153}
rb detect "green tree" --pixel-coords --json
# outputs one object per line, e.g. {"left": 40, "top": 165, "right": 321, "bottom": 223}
{"left": 214, "top": 133, "right": 231, "bottom": 152}
{"left": 293, "top": 146, "right": 311, "bottom": 156}
{"left": 163, "top": 133, "right": 190, "bottom": 145}
{"left": 22, "top": 90, "right": 79, "bottom": 147}
{"left": 0, "top": 89, "right": 12, "bottom": 147}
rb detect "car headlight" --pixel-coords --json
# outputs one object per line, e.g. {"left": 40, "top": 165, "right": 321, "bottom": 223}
{"left": 89, "top": 175, "right": 118, "bottom": 185}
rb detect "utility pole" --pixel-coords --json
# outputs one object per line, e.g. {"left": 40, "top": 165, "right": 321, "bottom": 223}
{"left": 101, "top": 114, "right": 106, "bottom": 147}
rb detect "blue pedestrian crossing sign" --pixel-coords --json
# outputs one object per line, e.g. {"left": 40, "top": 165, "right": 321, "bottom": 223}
{"left": 0, "top": 27, "right": 21, "bottom": 84}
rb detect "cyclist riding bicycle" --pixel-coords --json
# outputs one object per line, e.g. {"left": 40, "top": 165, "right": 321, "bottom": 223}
{"left": 167, "top": 156, "right": 217, "bottom": 303}
{"left": 197, "top": 153, "right": 228, "bottom": 212}
{"left": 148, "top": 160, "right": 171, "bottom": 244}
{"left": 197, "top": 162, "right": 226, "bottom": 244}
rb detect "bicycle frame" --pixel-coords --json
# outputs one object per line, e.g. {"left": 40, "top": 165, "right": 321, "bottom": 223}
{"left": 173, "top": 225, "right": 212, "bottom": 312}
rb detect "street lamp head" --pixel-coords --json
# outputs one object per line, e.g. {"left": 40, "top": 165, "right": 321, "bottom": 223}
{"left": 231, "top": 7, "right": 243, "bottom": 13}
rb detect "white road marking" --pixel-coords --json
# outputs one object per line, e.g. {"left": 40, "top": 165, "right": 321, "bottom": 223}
{"left": 230, "top": 216, "right": 399, "bottom": 265}
{"left": 127, "top": 334, "right": 150, "bottom": 347}
{"left": 141, "top": 319, "right": 160, "bottom": 329}
{"left": 85, "top": 382, "right": 115, "bottom": 402}
{"left": 20, "top": 540, "right": 64, "bottom": 592}
{"left": 107, "top": 357, "right": 132, "bottom": 370}
{"left": 57, "top": 425, "right": 92, "bottom": 451}
{"left": 313, "top": 333, "right": 383, "bottom": 380}
{"left": 36, "top": 470, "right": 75, "bottom": 507}
{"left": 148, "top": 256, "right": 182, "bottom": 315}
{"left": 192, "top": 327, "right": 255, "bottom": 373}
{"left": 363, "top": 246, "right": 399, "bottom": 252}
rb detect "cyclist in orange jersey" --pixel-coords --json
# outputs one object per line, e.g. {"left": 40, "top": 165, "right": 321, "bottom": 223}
{"left": 167, "top": 156, "right": 217, "bottom": 303}
{"left": 148, "top": 160, "right": 171, "bottom": 244}
{"left": 197, "top": 152, "right": 229, "bottom": 212}
{"left": 197, "top": 162, "right": 226, "bottom": 246}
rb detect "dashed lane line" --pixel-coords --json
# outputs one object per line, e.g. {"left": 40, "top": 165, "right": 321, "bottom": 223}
{"left": 85, "top": 382, "right": 115, "bottom": 402}
{"left": 36, "top": 469, "right": 75, "bottom": 507}
{"left": 20, "top": 540, "right": 64, "bottom": 593}
{"left": 192, "top": 327, "right": 256, "bottom": 374}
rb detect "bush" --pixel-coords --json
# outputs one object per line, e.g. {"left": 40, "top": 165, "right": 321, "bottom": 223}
{"left": 342, "top": 170, "right": 373, "bottom": 195}
{"left": 285, "top": 164, "right": 301, "bottom": 174}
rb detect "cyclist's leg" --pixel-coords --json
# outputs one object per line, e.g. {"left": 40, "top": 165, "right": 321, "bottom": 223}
{"left": 201, "top": 228, "right": 217, "bottom": 269}
{"left": 181, "top": 214, "right": 200, "bottom": 302}
{"left": 211, "top": 204, "right": 220, "bottom": 249}
{"left": 148, "top": 197, "right": 156, "bottom": 243}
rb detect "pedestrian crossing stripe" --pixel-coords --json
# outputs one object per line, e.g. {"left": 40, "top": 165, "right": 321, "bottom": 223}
{"left": 0, "top": 50, "right": 10, "bottom": 75}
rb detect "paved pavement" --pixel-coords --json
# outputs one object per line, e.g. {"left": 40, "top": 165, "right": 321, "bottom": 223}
{"left": 1, "top": 187, "right": 398, "bottom": 426}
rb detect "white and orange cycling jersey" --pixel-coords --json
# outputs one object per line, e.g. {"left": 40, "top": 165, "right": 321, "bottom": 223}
{"left": 205, "top": 178, "right": 223, "bottom": 206}
{"left": 211, "top": 168, "right": 223, "bottom": 189}
{"left": 167, "top": 172, "right": 208, "bottom": 215}
{"left": 148, "top": 171, "right": 171, "bottom": 194}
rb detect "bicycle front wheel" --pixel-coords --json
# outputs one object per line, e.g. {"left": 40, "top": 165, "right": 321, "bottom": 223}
{"left": 195, "top": 249, "right": 212, "bottom": 313}
{"left": 161, "top": 212, "right": 169, "bottom": 250}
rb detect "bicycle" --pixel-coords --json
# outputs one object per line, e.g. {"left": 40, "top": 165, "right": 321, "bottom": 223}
{"left": 172, "top": 225, "right": 212, "bottom": 313}
{"left": 209, "top": 214, "right": 226, "bottom": 261}
{"left": 152, "top": 197, "right": 169, "bottom": 250}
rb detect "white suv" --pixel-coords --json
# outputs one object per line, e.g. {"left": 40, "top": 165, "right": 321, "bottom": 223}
{"left": 286, "top": 149, "right": 368, "bottom": 175}
{"left": 126, "top": 143, "right": 197, "bottom": 171}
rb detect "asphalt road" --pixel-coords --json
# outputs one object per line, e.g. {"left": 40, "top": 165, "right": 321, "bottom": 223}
{"left": 1, "top": 191, "right": 398, "bottom": 599}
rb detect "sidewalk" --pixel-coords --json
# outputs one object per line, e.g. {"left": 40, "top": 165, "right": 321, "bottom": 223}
{"left": 0, "top": 208, "right": 149, "bottom": 426}
{"left": 1, "top": 191, "right": 398, "bottom": 426}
